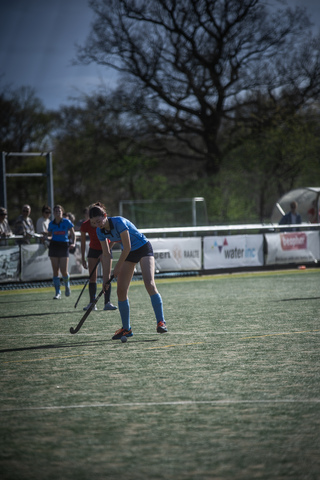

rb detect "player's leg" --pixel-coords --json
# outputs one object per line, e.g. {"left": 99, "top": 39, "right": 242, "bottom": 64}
{"left": 88, "top": 256, "right": 98, "bottom": 305}
{"left": 140, "top": 255, "right": 167, "bottom": 333}
{"left": 103, "top": 257, "right": 117, "bottom": 310}
{"left": 50, "top": 257, "right": 61, "bottom": 299}
{"left": 112, "top": 261, "right": 135, "bottom": 339}
{"left": 60, "top": 257, "right": 71, "bottom": 296}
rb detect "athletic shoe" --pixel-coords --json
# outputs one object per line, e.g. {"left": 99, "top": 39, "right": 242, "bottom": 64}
{"left": 103, "top": 302, "right": 117, "bottom": 311}
{"left": 53, "top": 293, "right": 61, "bottom": 300}
{"left": 157, "top": 321, "right": 168, "bottom": 333}
{"left": 112, "top": 327, "right": 133, "bottom": 340}
{"left": 83, "top": 303, "right": 97, "bottom": 311}
{"left": 65, "top": 285, "right": 71, "bottom": 297}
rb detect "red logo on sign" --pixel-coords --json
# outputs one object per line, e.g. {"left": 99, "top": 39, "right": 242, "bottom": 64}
{"left": 280, "top": 233, "right": 307, "bottom": 250}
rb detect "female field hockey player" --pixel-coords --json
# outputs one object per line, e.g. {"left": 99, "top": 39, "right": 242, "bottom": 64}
{"left": 47, "top": 205, "right": 75, "bottom": 299}
{"left": 88, "top": 202, "right": 168, "bottom": 339}
{"left": 80, "top": 215, "right": 117, "bottom": 311}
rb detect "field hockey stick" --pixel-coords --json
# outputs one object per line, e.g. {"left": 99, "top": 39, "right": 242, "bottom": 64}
{"left": 74, "top": 259, "right": 100, "bottom": 309}
{"left": 70, "top": 275, "right": 114, "bottom": 334}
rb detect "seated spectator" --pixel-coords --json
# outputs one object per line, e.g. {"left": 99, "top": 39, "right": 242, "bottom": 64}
{"left": 14, "top": 204, "right": 35, "bottom": 244}
{"left": 279, "top": 201, "right": 302, "bottom": 231}
{"left": 36, "top": 205, "right": 52, "bottom": 235}
{"left": 0, "top": 207, "right": 12, "bottom": 245}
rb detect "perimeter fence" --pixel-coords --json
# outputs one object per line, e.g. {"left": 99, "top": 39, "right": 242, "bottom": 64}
{"left": 0, "top": 223, "right": 319, "bottom": 289}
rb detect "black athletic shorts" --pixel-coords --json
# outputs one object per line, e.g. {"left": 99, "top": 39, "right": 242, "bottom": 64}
{"left": 49, "top": 240, "right": 69, "bottom": 258}
{"left": 87, "top": 247, "right": 102, "bottom": 259}
{"left": 87, "top": 247, "right": 113, "bottom": 259}
{"left": 125, "top": 241, "right": 154, "bottom": 263}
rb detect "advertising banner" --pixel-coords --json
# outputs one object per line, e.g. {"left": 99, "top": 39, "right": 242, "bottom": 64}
{"left": 203, "top": 234, "right": 264, "bottom": 270}
{"left": 21, "top": 243, "right": 87, "bottom": 281}
{"left": 135, "top": 237, "right": 202, "bottom": 272}
{"left": 0, "top": 246, "right": 20, "bottom": 283}
{"left": 265, "top": 231, "right": 320, "bottom": 265}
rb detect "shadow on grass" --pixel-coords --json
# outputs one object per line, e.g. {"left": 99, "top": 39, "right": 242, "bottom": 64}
{"left": 0, "top": 338, "right": 158, "bottom": 354}
{"left": 0, "top": 311, "right": 78, "bottom": 320}
{"left": 279, "top": 297, "right": 320, "bottom": 302}
{"left": 0, "top": 298, "right": 53, "bottom": 304}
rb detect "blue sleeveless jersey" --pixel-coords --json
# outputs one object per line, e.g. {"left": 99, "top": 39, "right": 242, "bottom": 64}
{"left": 96, "top": 216, "right": 147, "bottom": 251}
{"left": 48, "top": 218, "right": 73, "bottom": 242}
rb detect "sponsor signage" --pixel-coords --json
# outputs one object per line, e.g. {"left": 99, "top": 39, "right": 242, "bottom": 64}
{"left": 280, "top": 232, "right": 307, "bottom": 250}
{"left": 203, "top": 235, "right": 264, "bottom": 269}
{"left": 136, "top": 237, "right": 202, "bottom": 272}
{"left": 20, "top": 243, "right": 86, "bottom": 281}
{"left": 265, "top": 231, "right": 320, "bottom": 265}
{"left": 0, "top": 246, "right": 20, "bottom": 283}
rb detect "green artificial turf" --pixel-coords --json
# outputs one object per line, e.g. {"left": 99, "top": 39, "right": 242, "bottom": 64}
{"left": 1, "top": 270, "right": 319, "bottom": 479}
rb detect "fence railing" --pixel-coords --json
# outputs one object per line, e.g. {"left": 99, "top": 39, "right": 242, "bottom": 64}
{"left": 1, "top": 223, "right": 319, "bottom": 285}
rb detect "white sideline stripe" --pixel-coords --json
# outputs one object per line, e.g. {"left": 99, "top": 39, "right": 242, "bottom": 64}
{"left": 0, "top": 331, "right": 288, "bottom": 337}
{"left": 1, "top": 399, "right": 320, "bottom": 412}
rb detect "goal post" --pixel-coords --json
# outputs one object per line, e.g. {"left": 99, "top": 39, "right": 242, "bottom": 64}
{"left": 119, "top": 197, "right": 208, "bottom": 228}
{"left": 0, "top": 152, "right": 54, "bottom": 213}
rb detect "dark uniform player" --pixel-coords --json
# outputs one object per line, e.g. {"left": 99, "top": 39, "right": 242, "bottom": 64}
{"left": 80, "top": 217, "right": 117, "bottom": 311}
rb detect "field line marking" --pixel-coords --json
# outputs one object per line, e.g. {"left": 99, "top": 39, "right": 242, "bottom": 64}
{"left": 2, "top": 353, "right": 93, "bottom": 364}
{"left": 1, "top": 398, "right": 320, "bottom": 412}
{"left": 1, "top": 267, "right": 319, "bottom": 296}
{"left": 145, "top": 342, "right": 204, "bottom": 349}
{"left": 240, "top": 329, "right": 320, "bottom": 340}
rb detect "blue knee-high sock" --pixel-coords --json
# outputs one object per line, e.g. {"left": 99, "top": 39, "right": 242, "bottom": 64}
{"left": 150, "top": 293, "right": 165, "bottom": 323}
{"left": 118, "top": 299, "right": 130, "bottom": 330}
{"left": 53, "top": 276, "right": 60, "bottom": 295}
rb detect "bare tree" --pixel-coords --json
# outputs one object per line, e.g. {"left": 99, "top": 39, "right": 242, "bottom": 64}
{"left": 78, "top": 0, "right": 320, "bottom": 176}
{"left": 0, "top": 86, "right": 54, "bottom": 153}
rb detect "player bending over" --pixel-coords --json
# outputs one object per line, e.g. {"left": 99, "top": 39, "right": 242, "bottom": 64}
{"left": 89, "top": 202, "right": 168, "bottom": 339}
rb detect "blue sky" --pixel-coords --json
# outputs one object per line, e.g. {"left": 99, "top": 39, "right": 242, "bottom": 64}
{"left": 1, "top": 0, "right": 319, "bottom": 111}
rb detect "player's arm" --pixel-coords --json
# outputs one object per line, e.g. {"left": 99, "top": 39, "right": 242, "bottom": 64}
{"left": 113, "top": 230, "right": 131, "bottom": 279}
{"left": 70, "top": 227, "right": 76, "bottom": 247}
{"left": 45, "top": 226, "right": 52, "bottom": 240}
{"left": 80, "top": 231, "right": 87, "bottom": 269}
{"left": 100, "top": 239, "right": 112, "bottom": 290}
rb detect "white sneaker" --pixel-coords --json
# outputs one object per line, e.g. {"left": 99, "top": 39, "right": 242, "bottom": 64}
{"left": 53, "top": 293, "right": 61, "bottom": 300}
{"left": 83, "top": 303, "right": 97, "bottom": 311}
{"left": 104, "top": 302, "right": 118, "bottom": 311}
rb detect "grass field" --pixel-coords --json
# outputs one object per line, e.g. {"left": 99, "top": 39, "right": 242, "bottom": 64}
{"left": 1, "top": 269, "right": 320, "bottom": 480}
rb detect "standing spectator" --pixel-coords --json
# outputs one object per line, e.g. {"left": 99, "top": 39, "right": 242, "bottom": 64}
{"left": 14, "top": 204, "right": 35, "bottom": 244}
{"left": 47, "top": 205, "right": 75, "bottom": 299}
{"left": 80, "top": 214, "right": 117, "bottom": 311}
{"left": 64, "top": 212, "right": 75, "bottom": 224}
{"left": 279, "top": 201, "right": 302, "bottom": 231}
{"left": 76, "top": 207, "right": 89, "bottom": 231}
{"left": 0, "top": 207, "right": 12, "bottom": 245}
{"left": 307, "top": 200, "right": 320, "bottom": 224}
{"left": 36, "top": 205, "right": 51, "bottom": 235}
